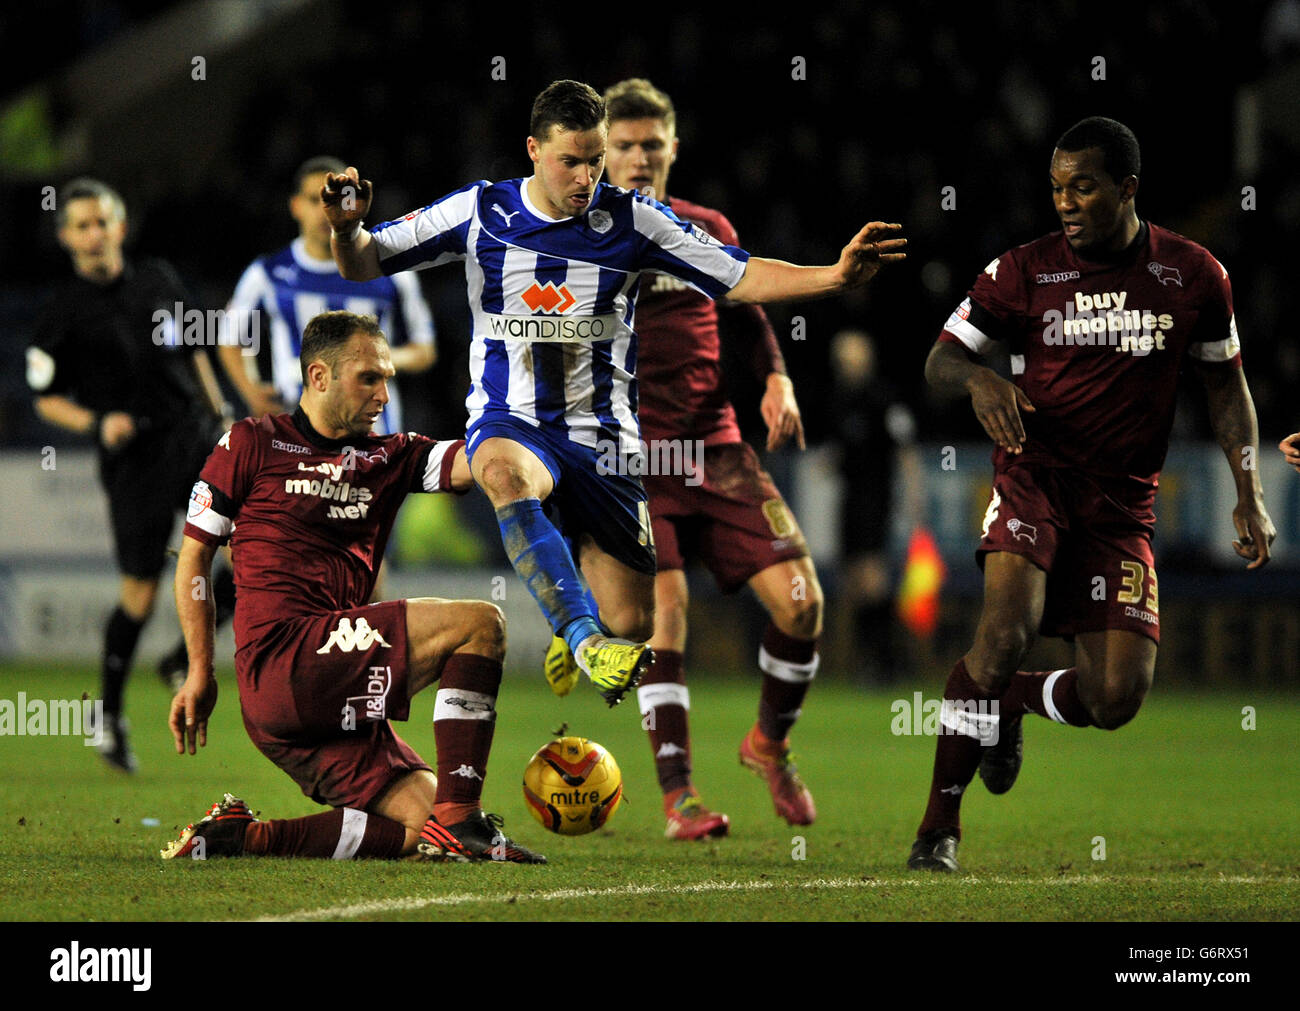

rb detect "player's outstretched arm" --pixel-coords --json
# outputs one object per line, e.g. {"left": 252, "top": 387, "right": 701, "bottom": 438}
{"left": 323, "top": 166, "right": 383, "bottom": 281}
{"left": 171, "top": 535, "right": 221, "bottom": 754}
{"left": 1198, "top": 362, "right": 1275, "bottom": 569}
{"left": 727, "top": 222, "right": 906, "bottom": 304}
{"left": 1279, "top": 432, "right": 1300, "bottom": 473}
{"left": 925, "top": 340, "right": 1035, "bottom": 455}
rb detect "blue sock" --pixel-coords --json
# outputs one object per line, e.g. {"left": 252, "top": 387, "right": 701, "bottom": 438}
{"left": 564, "top": 586, "right": 606, "bottom": 656}
{"left": 495, "top": 499, "right": 602, "bottom": 648}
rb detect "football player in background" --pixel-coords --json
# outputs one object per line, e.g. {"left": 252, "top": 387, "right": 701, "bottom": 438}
{"left": 908, "top": 117, "right": 1274, "bottom": 872}
{"left": 600, "top": 78, "right": 820, "bottom": 839}
{"left": 217, "top": 156, "right": 435, "bottom": 426}
{"left": 27, "top": 178, "right": 233, "bottom": 772}
{"left": 165, "top": 310, "right": 544, "bottom": 864}
{"left": 323, "top": 80, "right": 906, "bottom": 712}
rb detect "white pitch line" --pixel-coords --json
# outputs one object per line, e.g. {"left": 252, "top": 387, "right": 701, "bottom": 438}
{"left": 258, "top": 876, "right": 912, "bottom": 921}
{"left": 257, "top": 873, "right": 1298, "bottom": 922}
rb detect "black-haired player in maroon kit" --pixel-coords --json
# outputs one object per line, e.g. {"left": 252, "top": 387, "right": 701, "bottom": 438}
{"left": 908, "top": 117, "right": 1276, "bottom": 872}
{"left": 162, "top": 311, "right": 545, "bottom": 863}
{"left": 596, "top": 79, "right": 821, "bottom": 840}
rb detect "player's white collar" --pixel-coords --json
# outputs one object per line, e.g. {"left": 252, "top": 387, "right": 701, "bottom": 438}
{"left": 291, "top": 237, "right": 341, "bottom": 273}
{"left": 520, "top": 177, "right": 573, "bottom": 223}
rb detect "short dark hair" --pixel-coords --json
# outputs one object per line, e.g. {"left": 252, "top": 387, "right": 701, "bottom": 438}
{"left": 604, "top": 78, "right": 676, "bottom": 136}
{"left": 57, "top": 177, "right": 126, "bottom": 228}
{"left": 1055, "top": 117, "right": 1141, "bottom": 181}
{"left": 300, "top": 311, "right": 385, "bottom": 384}
{"left": 530, "top": 80, "right": 606, "bottom": 141}
{"left": 293, "top": 155, "right": 347, "bottom": 194}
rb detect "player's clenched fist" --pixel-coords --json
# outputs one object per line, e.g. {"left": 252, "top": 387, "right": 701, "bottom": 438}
{"left": 838, "top": 222, "right": 907, "bottom": 288}
{"left": 321, "top": 166, "right": 373, "bottom": 238}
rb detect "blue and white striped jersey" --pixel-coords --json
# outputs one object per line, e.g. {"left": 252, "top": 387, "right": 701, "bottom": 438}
{"left": 370, "top": 178, "right": 749, "bottom": 453}
{"left": 223, "top": 238, "right": 435, "bottom": 435}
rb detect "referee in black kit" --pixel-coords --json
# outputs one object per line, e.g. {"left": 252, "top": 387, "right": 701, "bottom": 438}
{"left": 26, "top": 178, "right": 237, "bottom": 772}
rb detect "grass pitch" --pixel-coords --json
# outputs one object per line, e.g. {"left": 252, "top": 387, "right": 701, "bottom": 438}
{"left": 0, "top": 662, "right": 1296, "bottom": 922}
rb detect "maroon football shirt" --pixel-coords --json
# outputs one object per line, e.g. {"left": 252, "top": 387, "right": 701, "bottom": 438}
{"left": 940, "top": 222, "right": 1241, "bottom": 492}
{"left": 635, "top": 197, "right": 785, "bottom": 446}
{"left": 183, "top": 408, "right": 461, "bottom": 644}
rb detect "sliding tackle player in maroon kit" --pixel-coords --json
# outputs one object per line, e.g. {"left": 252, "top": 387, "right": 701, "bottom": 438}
{"left": 909, "top": 118, "right": 1274, "bottom": 872}
{"left": 163, "top": 311, "right": 545, "bottom": 864}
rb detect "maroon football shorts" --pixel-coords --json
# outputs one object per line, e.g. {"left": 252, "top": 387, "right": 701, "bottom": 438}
{"left": 645, "top": 441, "right": 809, "bottom": 594}
{"left": 977, "top": 462, "right": 1161, "bottom": 643}
{"left": 237, "top": 599, "right": 431, "bottom": 809}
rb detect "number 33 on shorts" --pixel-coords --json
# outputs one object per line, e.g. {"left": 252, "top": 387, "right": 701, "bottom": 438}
{"left": 1114, "top": 560, "right": 1158, "bottom": 614}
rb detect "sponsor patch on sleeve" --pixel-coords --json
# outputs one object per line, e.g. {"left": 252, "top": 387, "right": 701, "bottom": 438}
{"left": 187, "top": 481, "right": 213, "bottom": 518}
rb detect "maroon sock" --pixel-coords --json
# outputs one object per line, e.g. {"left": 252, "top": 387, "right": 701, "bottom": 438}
{"left": 243, "top": 808, "right": 406, "bottom": 859}
{"left": 433, "top": 652, "right": 502, "bottom": 806}
{"left": 637, "top": 649, "right": 692, "bottom": 794}
{"left": 917, "top": 659, "right": 995, "bottom": 839}
{"left": 757, "top": 624, "right": 819, "bottom": 742}
{"left": 1001, "top": 667, "right": 1093, "bottom": 727}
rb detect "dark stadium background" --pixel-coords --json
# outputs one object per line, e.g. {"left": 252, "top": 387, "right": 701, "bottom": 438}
{"left": 2, "top": 0, "right": 1297, "bottom": 683}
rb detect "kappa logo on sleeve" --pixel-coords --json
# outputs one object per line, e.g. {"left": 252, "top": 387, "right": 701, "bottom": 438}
{"left": 317, "top": 617, "right": 391, "bottom": 654}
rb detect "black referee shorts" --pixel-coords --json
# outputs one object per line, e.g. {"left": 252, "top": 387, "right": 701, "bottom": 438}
{"left": 99, "top": 415, "right": 224, "bottom": 580}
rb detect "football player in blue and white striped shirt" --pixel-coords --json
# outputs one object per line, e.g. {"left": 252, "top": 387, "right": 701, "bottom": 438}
{"left": 325, "top": 80, "right": 906, "bottom": 706}
{"left": 218, "top": 156, "right": 435, "bottom": 434}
